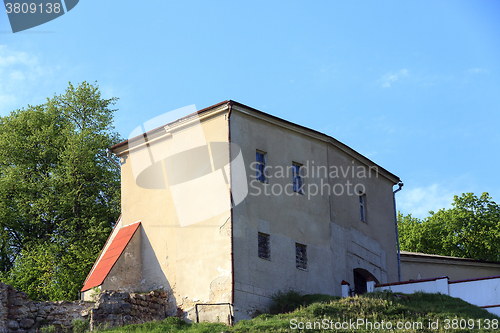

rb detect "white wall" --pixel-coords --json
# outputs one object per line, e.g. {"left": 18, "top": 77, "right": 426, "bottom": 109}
{"left": 374, "top": 276, "right": 500, "bottom": 316}
{"left": 449, "top": 277, "right": 500, "bottom": 308}
{"left": 376, "top": 277, "right": 449, "bottom": 295}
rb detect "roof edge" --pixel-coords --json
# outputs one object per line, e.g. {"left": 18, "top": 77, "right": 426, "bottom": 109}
{"left": 229, "top": 100, "right": 401, "bottom": 184}
{"left": 110, "top": 100, "right": 229, "bottom": 152}
{"left": 81, "top": 221, "right": 141, "bottom": 292}
{"left": 109, "top": 99, "right": 400, "bottom": 184}
{"left": 400, "top": 251, "right": 500, "bottom": 265}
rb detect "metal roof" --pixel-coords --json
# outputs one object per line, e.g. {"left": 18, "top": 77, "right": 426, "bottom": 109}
{"left": 81, "top": 222, "right": 141, "bottom": 292}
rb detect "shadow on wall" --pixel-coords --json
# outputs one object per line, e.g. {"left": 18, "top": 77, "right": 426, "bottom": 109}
{"left": 95, "top": 225, "right": 179, "bottom": 318}
{"left": 138, "top": 228, "right": 178, "bottom": 316}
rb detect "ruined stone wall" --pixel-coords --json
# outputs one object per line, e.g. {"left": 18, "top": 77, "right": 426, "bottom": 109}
{"left": 0, "top": 283, "right": 175, "bottom": 332}
{"left": 0, "top": 283, "right": 8, "bottom": 333}
{"left": 90, "top": 290, "right": 174, "bottom": 330}
{"left": 0, "top": 282, "right": 92, "bottom": 333}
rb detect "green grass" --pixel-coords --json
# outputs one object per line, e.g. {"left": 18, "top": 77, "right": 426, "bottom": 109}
{"left": 99, "top": 291, "right": 500, "bottom": 332}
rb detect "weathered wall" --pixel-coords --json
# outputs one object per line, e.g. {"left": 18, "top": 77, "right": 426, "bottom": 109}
{"left": 0, "top": 282, "right": 92, "bottom": 333}
{"left": 401, "top": 251, "right": 500, "bottom": 282}
{"left": 326, "top": 136, "right": 398, "bottom": 286}
{"left": 114, "top": 105, "right": 233, "bottom": 318}
{"left": 330, "top": 223, "right": 388, "bottom": 294}
{"left": 230, "top": 106, "right": 399, "bottom": 320}
{"left": 0, "top": 283, "right": 176, "bottom": 332}
{"left": 101, "top": 226, "right": 142, "bottom": 293}
{"left": 1, "top": 283, "right": 8, "bottom": 333}
{"left": 90, "top": 290, "right": 174, "bottom": 330}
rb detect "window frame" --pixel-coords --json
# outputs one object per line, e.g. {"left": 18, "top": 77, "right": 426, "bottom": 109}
{"left": 295, "top": 242, "right": 307, "bottom": 270}
{"left": 292, "top": 162, "right": 304, "bottom": 194}
{"left": 258, "top": 232, "right": 271, "bottom": 260}
{"left": 359, "top": 193, "right": 366, "bottom": 222}
{"left": 256, "top": 150, "right": 267, "bottom": 183}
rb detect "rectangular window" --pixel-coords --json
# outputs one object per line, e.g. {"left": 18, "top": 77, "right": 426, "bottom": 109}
{"left": 295, "top": 243, "right": 307, "bottom": 270}
{"left": 359, "top": 194, "right": 366, "bottom": 222}
{"left": 258, "top": 233, "right": 270, "bottom": 260}
{"left": 256, "top": 151, "right": 267, "bottom": 183}
{"left": 292, "top": 163, "right": 304, "bottom": 194}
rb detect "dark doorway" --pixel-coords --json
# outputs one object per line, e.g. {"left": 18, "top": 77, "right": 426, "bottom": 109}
{"left": 353, "top": 268, "right": 379, "bottom": 295}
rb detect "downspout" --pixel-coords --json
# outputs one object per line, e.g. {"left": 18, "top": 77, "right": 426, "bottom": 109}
{"left": 227, "top": 101, "right": 235, "bottom": 324}
{"left": 393, "top": 182, "right": 404, "bottom": 282}
{"left": 106, "top": 148, "right": 121, "bottom": 169}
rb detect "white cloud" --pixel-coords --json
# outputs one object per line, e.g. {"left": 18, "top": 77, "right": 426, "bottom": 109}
{"left": 397, "top": 183, "right": 454, "bottom": 219}
{"left": 0, "top": 94, "right": 17, "bottom": 106}
{"left": 467, "top": 68, "right": 488, "bottom": 74}
{"left": 10, "top": 70, "right": 25, "bottom": 81}
{"left": 0, "top": 45, "right": 57, "bottom": 115}
{"left": 380, "top": 69, "right": 409, "bottom": 88}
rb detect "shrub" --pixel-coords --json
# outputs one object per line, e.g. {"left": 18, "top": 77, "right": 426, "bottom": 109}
{"left": 268, "top": 290, "right": 304, "bottom": 314}
{"left": 40, "top": 325, "right": 56, "bottom": 333}
{"left": 72, "top": 318, "right": 90, "bottom": 333}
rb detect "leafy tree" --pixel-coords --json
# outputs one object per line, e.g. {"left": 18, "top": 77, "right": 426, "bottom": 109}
{"left": 398, "top": 192, "right": 500, "bottom": 261}
{"left": 0, "top": 81, "right": 121, "bottom": 300}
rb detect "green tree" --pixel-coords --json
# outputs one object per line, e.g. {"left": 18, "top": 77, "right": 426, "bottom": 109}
{"left": 0, "top": 81, "right": 121, "bottom": 300}
{"left": 398, "top": 192, "right": 500, "bottom": 261}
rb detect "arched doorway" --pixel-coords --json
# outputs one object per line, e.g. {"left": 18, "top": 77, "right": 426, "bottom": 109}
{"left": 353, "top": 268, "right": 379, "bottom": 295}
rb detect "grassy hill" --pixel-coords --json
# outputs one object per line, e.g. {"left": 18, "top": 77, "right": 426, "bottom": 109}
{"left": 99, "top": 291, "right": 499, "bottom": 332}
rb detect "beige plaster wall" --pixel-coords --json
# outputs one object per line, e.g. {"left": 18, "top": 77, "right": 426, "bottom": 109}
{"left": 401, "top": 253, "right": 500, "bottom": 281}
{"left": 101, "top": 224, "right": 142, "bottom": 293}
{"left": 230, "top": 107, "right": 399, "bottom": 320}
{"left": 116, "top": 109, "right": 232, "bottom": 316}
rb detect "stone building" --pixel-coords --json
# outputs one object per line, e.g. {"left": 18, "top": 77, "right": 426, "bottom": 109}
{"left": 80, "top": 100, "right": 401, "bottom": 322}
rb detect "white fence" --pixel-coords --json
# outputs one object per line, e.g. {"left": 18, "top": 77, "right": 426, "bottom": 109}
{"left": 370, "top": 276, "right": 500, "bottom": 316}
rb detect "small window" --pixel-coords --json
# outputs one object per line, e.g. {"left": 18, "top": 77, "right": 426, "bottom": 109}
{"left": 295, "top": 243, "right": 307, "bottom": 270}
{"left": 292, "top": 163, "right": 304, "bottom": 194}
{"left": 256, "top": 151, "right": 267, "bottom": 183}
{"left": 359, "top": 193, "right": 366, "bottom": 222}
{"left": 258, "top": 233, "right": 270, "bottom": 260}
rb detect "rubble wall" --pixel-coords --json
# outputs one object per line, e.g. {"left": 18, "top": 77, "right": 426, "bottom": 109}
{"left": 0, "top": 283, "right": 175, "bottom": 332}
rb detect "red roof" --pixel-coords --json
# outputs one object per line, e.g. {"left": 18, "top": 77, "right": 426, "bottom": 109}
{"left": 81, "top": 222, "right": 141, "bottom": 292}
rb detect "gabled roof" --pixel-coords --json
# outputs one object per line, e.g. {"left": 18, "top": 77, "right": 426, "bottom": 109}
{"left": 81, "top": 222, "right": 141, "bottom": 292}
{"left": 109, "top": 100, "right": 401, "bottom": 184}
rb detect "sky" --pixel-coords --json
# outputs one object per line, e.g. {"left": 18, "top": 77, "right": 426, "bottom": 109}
{"left": 1, "top": 1, "right": 499, "bottom": 219}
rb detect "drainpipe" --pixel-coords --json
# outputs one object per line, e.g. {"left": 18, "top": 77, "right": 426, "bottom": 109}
{"left": 393, "top": 182, "right": 403, "bottom": 282}
{"left": 227, "top": 101, "right": 235, "bottom": 325}
{"left": 106, "top": 148, "right": 121, "bottom": 169}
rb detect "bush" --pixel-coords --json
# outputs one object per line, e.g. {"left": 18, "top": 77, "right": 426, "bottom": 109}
{"left": 72, "top": 318, "right": 90, "bottom": 333}
{"left": 40, "top": 325, "right": 56, "bottom": 333}
{"left": 268, "top": 290, "right": 304, "bottom": 314}
{"left": 268, "top": 290, "right": 339, "bottom": 315}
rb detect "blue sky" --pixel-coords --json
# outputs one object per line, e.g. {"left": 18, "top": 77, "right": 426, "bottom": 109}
{"left": 1, "top": 1, "right": 499, "bottom": 218}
